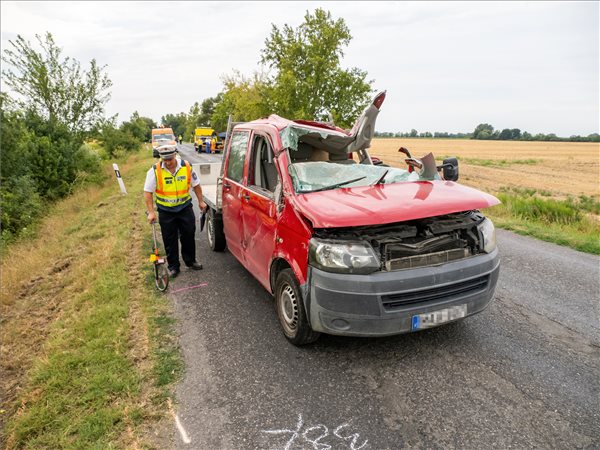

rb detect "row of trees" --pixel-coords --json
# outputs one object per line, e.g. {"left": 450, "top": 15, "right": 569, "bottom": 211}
{"left": 1, "top": 33, "right": 153, "bottom": 242}
{"left": 376, "top": 125, "right": 599, "bottom": 142}
{"left": 472, "top": 123, "right": 599, "bottom": 142}
{"left": 375, "top": 130, "right": 471, "bottom": 139}
{"left": 161, "top": 8, "right": 374, "bottom": 136}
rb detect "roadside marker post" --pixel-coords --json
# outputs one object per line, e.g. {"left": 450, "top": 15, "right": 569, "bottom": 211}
{"left": 113, "top": 163, "right": 128, "bottom": 195}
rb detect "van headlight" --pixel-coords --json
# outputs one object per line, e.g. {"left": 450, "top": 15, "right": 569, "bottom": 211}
{"left": 309, "top": 238, "right": 380, "bottom": 274}
{"left": 478, "top": 218, "right": 497, "bottom": 253}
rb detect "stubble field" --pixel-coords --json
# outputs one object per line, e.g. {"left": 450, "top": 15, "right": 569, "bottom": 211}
{"left": 369, "top": 138, "right": 599, "bottom": 199}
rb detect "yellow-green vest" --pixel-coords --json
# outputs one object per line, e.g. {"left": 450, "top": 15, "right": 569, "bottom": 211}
{"left": 154, "top": 160, "right": 192, "bottom": 211}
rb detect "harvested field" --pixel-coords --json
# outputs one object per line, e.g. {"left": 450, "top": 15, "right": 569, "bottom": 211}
{"left": 369, "top": 138, "right": 599, "bottom": 199}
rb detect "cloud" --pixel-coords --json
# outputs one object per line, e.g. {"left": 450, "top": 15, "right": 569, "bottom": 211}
{"left": 1, "top": 1, "right": 598, "bottom": 135}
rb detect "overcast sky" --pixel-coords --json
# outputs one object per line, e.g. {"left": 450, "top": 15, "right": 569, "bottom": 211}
{"left": 1, "top": 1, "right": 598, "bottom": 135}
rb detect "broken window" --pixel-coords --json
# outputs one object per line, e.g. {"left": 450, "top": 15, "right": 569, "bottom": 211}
{"left": 288, "top": 161, "right": 440, "bottom": 194}
{"left": 248, "top": 134, "right": 278, "bottom": 195}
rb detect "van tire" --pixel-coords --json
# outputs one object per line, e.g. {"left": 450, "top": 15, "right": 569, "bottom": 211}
{"left": 275, "top": 269, "right": 320, "bottom": 345}
{"left": 207, "top": 209, "right": 226, "bottom": 252}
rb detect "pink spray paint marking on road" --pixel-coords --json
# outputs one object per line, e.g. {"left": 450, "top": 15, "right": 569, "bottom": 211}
{"left": 171, "top": 283, "right": 208, "bottom": 294}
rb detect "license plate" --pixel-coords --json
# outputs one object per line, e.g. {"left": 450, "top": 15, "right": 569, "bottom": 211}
{"left": 412, "top": 304, "right": 467, "bottom": 330}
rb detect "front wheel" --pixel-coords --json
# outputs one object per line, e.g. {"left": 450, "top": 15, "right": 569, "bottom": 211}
{"left": 275, "top": 269, "right": 320, "bottom": 345}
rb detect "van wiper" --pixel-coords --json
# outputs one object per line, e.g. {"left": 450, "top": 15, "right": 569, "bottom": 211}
{"left": 371, "top": 169, "right": 389, "bottom": 185}
{"left": 307, "top": 176, "right": 367, "bottom": 193}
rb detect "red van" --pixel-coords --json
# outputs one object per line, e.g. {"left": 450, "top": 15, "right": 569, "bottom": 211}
{"left": 197, "top": 92, "right": 500, "bottom": 345}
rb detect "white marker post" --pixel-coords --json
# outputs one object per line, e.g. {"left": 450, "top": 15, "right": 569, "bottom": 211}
{"left": 113, "top": 163, "right": 128, "bottom": 195}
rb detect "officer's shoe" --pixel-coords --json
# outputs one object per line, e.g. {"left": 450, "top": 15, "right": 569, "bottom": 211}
{"left": 187, "top": 262, "right": 203, "bottom": 270}
{"left": 168, "top": 268, "right": 180, "bottom": 278}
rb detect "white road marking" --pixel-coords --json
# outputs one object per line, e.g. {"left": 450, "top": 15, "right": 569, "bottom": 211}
{"left": 168, "top": 398, "right": 191, "bottom": 444}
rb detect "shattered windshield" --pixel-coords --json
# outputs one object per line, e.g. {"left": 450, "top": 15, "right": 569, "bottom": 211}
{"left": 289, "top": 161, "right": 440, "bottom": 194}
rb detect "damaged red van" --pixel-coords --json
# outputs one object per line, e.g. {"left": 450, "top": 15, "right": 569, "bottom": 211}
{"left": 197, "top": 92, "right": 500, "bottom": 345}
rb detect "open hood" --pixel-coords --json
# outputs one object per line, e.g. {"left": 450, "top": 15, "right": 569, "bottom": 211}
{"left": 291, "top": 180, "right": 500, "bottom": 228}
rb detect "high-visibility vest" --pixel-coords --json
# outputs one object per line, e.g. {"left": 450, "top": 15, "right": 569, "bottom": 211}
{"left": 154, "top": 160, "right": 192, "bottom": 211}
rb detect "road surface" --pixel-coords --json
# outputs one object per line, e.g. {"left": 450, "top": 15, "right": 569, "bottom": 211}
{"left": 169, "top": 143, "right": 599, "bottom": 449}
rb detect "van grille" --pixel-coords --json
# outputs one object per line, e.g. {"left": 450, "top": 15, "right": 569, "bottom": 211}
{"left": 381, "top": 275, "right": 490, "bottom": 311}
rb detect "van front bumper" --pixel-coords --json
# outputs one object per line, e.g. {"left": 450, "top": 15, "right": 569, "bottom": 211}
{"left": 304, "top": 249, "right": 500, "bottom": 337}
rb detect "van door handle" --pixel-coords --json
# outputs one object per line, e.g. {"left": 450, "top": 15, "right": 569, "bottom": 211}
{"left": 223, "top": 182, "right": 231, "bottom": 189}
{"left": 242, "top": 193, "right": 251, "bottom": 202}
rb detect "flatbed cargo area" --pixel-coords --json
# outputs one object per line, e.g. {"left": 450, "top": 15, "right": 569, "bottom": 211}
{"left": 193, "top": 162, "right": 222, "bottom": 210}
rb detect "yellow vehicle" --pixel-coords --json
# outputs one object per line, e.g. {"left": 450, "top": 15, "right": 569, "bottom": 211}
{"left": 152, "top": 127, "right": 177, "bottom": 158}
{"left": 194, "top": 127, "right": 218, "bottom": 153}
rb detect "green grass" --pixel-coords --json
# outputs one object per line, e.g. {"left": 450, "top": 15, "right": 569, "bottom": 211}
{"left": 459, "top": 157, "right": 541, "bottom": 168}
{"left": 487, "top": 192, "right": 600, "bottom": 254}
{"left": 2, "top": 148, "right": 183, "bottom": 448}
{"left": 435, "top": 156, "right": 541, "bottom": 168}
{"left": 10, "top": 266, "right": 139, "bottom": 448}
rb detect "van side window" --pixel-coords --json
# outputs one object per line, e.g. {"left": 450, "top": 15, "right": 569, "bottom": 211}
{"left": 226, "top": 131, "right": 250, "bottom": 183}
{"left": 248, "top": 135, "right": 278, "bottom": 194}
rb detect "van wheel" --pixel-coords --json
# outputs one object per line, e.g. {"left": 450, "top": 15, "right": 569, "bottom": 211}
{"left": 275, "top": 269, "right": 320, "bottom": 345}
{"left": 207, "top": 209, "right": 226, "bottom": 252}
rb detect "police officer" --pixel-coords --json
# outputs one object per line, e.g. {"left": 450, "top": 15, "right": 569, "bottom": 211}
{"left": 144, "top": 144, "right": 207, "bottom": 278}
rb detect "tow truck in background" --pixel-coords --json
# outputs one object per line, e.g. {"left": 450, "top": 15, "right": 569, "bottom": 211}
{"left": 195, "top": 92, "right": 500, "bottom": 345}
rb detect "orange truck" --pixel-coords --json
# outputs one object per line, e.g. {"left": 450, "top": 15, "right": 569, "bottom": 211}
{"left": 151, "top": 127, "right": 177, "bottom": 158}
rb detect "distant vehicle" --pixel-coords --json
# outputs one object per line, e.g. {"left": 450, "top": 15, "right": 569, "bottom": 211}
{"left": 216, "top": 132, "right": 227, "bottom": 151}
{"left": 196, "top": 91, "right": 500, "bottom": 345}
{"left": 151, "top": 127, "right": 177, "bottom": 158}
{"left": 194, "top": 127, "right": 217, "bottom": 153}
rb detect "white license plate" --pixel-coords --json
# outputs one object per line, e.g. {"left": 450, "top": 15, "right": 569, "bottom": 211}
{"left": 411, "top": 304, "right": 468, "bottom": 330}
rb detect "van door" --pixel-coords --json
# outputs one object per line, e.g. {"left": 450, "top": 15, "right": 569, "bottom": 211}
{"left": 240, "top": 132, "right": 279, "bottom": 290}
{"left": 222, "top": 130, "right": 250, "bottom": 262}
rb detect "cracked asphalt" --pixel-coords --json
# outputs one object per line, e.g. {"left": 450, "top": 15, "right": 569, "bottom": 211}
{"left": 167, "top": 143, "right": 599, "bottom": 449}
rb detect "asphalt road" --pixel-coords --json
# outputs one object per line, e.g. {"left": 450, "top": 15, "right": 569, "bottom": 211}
{"left": 169, "top": 143, "right": 599, "bottom": 449}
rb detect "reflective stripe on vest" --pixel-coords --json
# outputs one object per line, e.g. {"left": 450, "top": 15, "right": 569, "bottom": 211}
{"left": 154, "top": 160, "right": 192, "bottom": 209}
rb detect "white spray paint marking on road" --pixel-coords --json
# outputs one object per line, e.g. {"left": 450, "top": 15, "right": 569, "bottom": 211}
{"left": 168, "top": 398, "right": 191, "bottom": 444}
{"left": 171, "top": 283, "right": 209, "bottom": 294}
{"left": 261, "top": 413, "right": 368, "bottom": 449}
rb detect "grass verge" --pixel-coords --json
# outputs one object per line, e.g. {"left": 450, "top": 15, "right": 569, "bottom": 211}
{"left": 0, "top": 148, "right": 182, "bottom": 448}
{"left": 486, "top": 190, "right": 600, "bottom": 255}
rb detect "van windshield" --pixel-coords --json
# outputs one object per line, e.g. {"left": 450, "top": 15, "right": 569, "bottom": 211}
{"left": 289, "top": 162, "right": 440, "bottom": 194}
{"left": 153, "top": 134, "right": 175, "bottom": 141}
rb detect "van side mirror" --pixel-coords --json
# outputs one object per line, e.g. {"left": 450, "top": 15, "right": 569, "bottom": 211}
{"left": 439, "top": 157, "right": 459, "bottom": 181}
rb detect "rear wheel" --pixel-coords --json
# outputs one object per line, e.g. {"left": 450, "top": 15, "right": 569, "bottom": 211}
{"left": 154, "top": 263, "right": 169, "bottom": 291}
{"left": 275, "top": 269, "right": 320, "bottom": 345}
{"left": 207, "top": 209, "right": 226, "bottom": 252}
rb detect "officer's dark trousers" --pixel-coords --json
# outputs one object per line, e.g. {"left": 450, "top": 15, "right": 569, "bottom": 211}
{"left": 158, "top": 204, "right": 196, "bottom": 271}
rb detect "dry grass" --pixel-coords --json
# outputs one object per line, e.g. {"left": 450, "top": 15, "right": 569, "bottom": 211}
{"left": 0, "top": 149, "right": 179, "bottom": 448}
{"left": 369, "top": 138, "right": 599, "bottom": 200}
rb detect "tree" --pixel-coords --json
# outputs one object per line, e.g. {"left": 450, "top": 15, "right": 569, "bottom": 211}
{"left": 472, "top": 123, "right": 494, "bottom": 139}
{"left": 1, "top": 32, "right": 112, "bottom": 134}
{"left": 510, "top": 128, "right": 521, "bottom": 140}
{"left": 160, "top": 112, "right": 188, "bottom": 138}
{"left": 211, "top": 72, "right": 271, "bottom": 131}
{"left": 410, "top": 129, "right": 418, "bottom": 137}
{"left": 120, "top": 111, "right": 156, "bottom": 142}
{"left": 260, "top": 8, "right": 373, "bottom": 128}
{"left": 498, "top": 128, "right": 512, "bottom": 140}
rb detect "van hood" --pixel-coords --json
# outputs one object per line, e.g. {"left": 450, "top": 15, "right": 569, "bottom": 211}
{"left": 292, "top": 181, "right": 500, "bottom": 228}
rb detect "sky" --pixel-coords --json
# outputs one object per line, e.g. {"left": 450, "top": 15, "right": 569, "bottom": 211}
{"left": 1, "top": 1, "right": 598, "bottom": 136}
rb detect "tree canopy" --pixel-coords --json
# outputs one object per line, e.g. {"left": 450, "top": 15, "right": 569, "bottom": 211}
{"left": 210, "top": 9, "right": 374, "bottom": 129}
{"left": 1, "top": 32, "right": 112, "bottom": 134}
